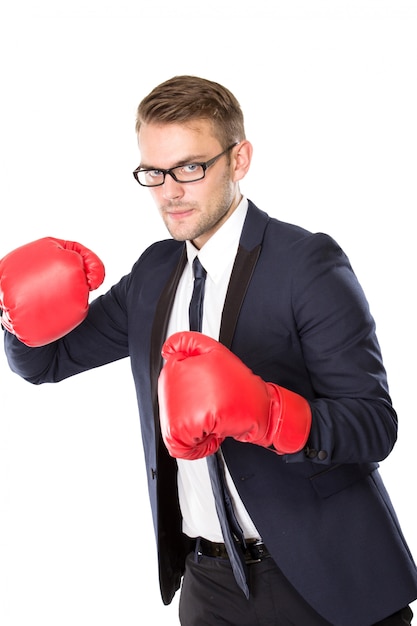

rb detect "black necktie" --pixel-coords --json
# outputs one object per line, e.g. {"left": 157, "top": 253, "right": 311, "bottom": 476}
{"left": 189, "top": 256, "right": 249, "bottom": 598}
{"left": 189, "top": 256, "right": 207, "bottom": 333}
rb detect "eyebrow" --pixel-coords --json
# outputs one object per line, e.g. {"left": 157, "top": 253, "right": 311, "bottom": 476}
{"left": 139, "top": 153, "right": 208, "bottom": 170}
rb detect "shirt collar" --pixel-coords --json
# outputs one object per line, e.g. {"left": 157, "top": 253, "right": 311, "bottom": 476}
{"left": 186, "top": 197, "right": 248, "bottom": 282}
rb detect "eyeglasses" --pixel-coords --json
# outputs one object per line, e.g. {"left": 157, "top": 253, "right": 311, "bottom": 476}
{"left": 132, "top": 142, "right": 239, "bottom": 187}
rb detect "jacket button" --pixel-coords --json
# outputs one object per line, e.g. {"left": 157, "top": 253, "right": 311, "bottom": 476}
{"left": 305, "top": 447, "right": 318, "bottom": 459}
{"left": 318, "top": 450, "right": 328, "bottom": 461}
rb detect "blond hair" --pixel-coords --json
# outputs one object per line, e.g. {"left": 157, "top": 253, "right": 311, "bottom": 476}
{"left": 136, "top": 75, "right": 246, "bottom": 148}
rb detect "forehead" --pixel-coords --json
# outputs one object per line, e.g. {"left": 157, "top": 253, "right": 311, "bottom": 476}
{"left": 138, "top": 120, "right": 221, "bottom": 166}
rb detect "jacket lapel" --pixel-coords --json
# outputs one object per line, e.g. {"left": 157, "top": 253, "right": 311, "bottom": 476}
{"left": 219, "top": 243, "right": 261, "bottom": 349}
{"left": 219, "top": 200, "right": 268, "bottom": 349}
{"left": 150, "top": 246, "right": 187, "bottom": 436}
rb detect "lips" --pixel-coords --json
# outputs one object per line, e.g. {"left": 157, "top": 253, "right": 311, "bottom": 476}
{"left": 165, "top": 205, "right": 195, "bottom": 218}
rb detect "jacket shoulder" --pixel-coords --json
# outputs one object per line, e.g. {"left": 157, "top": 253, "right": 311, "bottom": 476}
{"left": 244, "top": 200, "right": 340, "bottom": 253}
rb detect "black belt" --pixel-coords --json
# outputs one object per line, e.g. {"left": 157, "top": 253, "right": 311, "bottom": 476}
{"left": 196, "top": 537, "right": 271, "bottom": 564}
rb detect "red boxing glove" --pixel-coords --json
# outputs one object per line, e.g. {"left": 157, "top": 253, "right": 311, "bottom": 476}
{"left": 158, "top": 331, "right": 312, "bottom": 460}
{"left": 0, "top": 237, "right": 105, "bottom": 347}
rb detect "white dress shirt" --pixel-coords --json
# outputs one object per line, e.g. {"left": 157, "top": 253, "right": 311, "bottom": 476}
{"left": 165, "top": 197, "right": 261, "bottom": 542}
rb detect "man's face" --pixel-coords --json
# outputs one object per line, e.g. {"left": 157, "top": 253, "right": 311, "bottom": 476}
{"left": 137, "top": 120, "right": 243, "bottom": 249}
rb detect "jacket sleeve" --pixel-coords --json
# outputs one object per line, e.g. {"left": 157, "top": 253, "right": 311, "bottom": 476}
{"left": 286, "top": 232, "right": 398, "bottom": 465}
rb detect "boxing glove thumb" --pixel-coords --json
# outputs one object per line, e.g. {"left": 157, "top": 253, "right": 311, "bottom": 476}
{"left": 0, "top": 237, "right": 105, "bottom": 347}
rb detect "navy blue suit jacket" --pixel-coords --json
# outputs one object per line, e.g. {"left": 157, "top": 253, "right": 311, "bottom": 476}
{"left": 5, "top": 201, "right": 417, "bottom": 625}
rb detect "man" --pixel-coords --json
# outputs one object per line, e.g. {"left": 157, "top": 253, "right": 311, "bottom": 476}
{"left": 1, "top": 75, "right": 416, "bottom": 625}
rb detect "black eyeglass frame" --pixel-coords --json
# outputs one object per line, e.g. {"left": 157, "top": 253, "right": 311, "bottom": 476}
{"left": 132, "top": 142, "right": 239, "bottom": 187}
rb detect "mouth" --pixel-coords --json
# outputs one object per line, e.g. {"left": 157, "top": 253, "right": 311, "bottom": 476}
{"left": 164, "top": 205, "right": 195, "bottom": 219}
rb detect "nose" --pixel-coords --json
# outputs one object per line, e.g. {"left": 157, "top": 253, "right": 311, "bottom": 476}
{"left": 161, "top": 173, "right": 185, "bottom": 200}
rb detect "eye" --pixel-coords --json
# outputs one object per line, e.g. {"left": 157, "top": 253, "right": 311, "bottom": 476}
{"left": 182, "top": 163, "right": 200, "bottom": 174}
{"left": 147, "top": 169, "right": 164, "bottom": 179}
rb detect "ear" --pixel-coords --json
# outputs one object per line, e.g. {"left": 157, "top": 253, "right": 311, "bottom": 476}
{"left": 231, "top": 140, "right": 253, "bottom": 182}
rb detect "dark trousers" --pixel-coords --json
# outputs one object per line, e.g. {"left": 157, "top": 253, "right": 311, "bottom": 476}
{"left": 179, "top": 550, "right": 413, "bottom": 626}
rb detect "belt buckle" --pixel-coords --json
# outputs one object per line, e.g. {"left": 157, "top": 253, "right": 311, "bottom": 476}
{"left": 245, "top": 541, "right": 269, "bottom": 564}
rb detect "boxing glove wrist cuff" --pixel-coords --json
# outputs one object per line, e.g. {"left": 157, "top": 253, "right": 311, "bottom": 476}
{"left": 261, "top": 384, "right": 312, "bottom": 454}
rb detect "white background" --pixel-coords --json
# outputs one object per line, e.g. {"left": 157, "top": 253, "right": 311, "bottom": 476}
{"left": 1, "top": 1, "right": 416, "bottom": 624}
